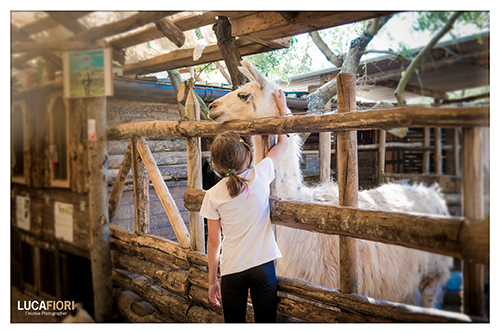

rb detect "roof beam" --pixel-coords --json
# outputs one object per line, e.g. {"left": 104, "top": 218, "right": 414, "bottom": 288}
{"left": 231, "top": 11, "right": 397, "bottom": 40}
{"left": 108, "top": 11, "right": 257, "bottom": 50}
{"left": 13, "top": 11, "right": 93, "bottom": 36}
{"left": 123, "top": 38, "right": 289, "bottom": 75}
{"left": 46, "top": 11, "right": 88, "bottom": 34}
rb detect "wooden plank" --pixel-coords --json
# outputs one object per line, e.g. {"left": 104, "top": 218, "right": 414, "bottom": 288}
{"left": 231, "top": 11, "right": 395, "bottom": 40}
{"left": 14, "top": 12, "right": 92, "bottom": 36}
{"left": 11, "top": 40, "right": 109, "bottom": 54}
{"left": 134, "top": 137, "right": 191, "bottom": 248}
{"left": 46, "top": 11, "right": 88, "bottom": 34}
{"left": 107, "top": 105, "right": 490, "bottom": 140}
{"left": 336, "top": 73, "right": 359, "bottom": 294}
{"left": 461, "top": 127, "right": 486, "bottom": 317}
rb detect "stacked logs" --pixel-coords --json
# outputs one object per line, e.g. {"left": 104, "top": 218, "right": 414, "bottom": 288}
{"left": 109, "top": 225, "right": 480, "bottom": 323}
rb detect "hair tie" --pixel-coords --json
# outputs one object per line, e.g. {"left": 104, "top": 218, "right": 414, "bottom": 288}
{"left": 226, "top": 168, "right": 237, "bottom": 176}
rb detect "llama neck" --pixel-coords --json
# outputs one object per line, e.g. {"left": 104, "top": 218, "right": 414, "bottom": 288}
{"left": 253, "top": 135, "right": 303, "bottom": 200}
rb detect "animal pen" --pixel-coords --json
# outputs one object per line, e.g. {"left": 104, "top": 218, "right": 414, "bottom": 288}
{"left": 11, "top": 11, "right": 489, "bottom": 323}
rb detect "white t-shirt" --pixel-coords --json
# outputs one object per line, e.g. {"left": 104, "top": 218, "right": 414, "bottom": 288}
{"left": 199, "top": 157, "right": 282, "bottom": 276}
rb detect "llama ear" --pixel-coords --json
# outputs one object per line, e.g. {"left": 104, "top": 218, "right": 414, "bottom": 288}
{"left": 239, "top": 60, "right": 268, "bottom": 89}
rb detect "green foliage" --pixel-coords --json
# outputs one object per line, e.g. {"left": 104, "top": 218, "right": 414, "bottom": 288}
{"left": 413, "top": 11, "right": 489, "bottom": 38}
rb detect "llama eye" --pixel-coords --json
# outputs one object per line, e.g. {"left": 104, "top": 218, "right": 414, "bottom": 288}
{"left": 237, "top": 92, "right": 251, "bottom": 101}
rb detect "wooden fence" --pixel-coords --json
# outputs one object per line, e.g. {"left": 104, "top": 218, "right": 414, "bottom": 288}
{"left": 105, "top": 77, "right": 489, "bottom": 322}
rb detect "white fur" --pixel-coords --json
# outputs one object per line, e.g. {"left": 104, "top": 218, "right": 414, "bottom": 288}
{"left": 208, "top": 61, "right": 452, "bottom": 307}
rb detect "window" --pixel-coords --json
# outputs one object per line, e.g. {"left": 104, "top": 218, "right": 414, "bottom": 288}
{"left": 11, "top": 100, "right": 27, "bottom": 184}
{"left": 49, "top": 91, "right": 70, "bottom": 188}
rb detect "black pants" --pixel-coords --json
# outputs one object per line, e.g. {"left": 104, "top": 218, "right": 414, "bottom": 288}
{"left": 220, "top": 261, "right": 278, "bottom": 323}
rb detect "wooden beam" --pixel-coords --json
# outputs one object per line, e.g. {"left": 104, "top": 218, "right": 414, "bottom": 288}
{"left": 107, "top": 105, "right": 490, "bottom": 141}
{"left": 123, "top": 38, "right": 286, "bottom": 75}
{"left": 11, "top": 40, "right": 109, "bottom": 54}
{"left": 231, "top": 11, "right": 396, "bottom": 40}
{"left": 46, "top": 11, "right": 88, "bottom": 34}
{"left": 108, "top": 11, "right": 257, "bottom": 50}
{"left": 108, "top": 141, "right": 133, "bottom": 220}
{"left": 154, "top": 17, "right": 186, "bottom": 48}
{"left": 13, "top": 12, "right": 93, "bottom": 36}
{"left": 131, "top": 137, "right": 150, "bottom": 234}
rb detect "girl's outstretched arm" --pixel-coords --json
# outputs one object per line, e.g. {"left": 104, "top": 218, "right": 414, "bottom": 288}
{"left": 207, "top": 218, "right": 222, "bottom": 306}
{"left": 267, "top": 89, "right": 291, "bottom": 168}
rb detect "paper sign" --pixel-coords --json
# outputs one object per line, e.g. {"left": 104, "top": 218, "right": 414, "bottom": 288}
{"left": 16, "top": 196, "right": 30, "bottom": 231}
{"left": 54, "top": 202, "right": 73, "bottom": 242}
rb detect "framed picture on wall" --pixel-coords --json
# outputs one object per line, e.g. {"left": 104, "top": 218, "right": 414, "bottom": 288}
{"left": 62, "top": 48, "right": 114, "bottom": 98}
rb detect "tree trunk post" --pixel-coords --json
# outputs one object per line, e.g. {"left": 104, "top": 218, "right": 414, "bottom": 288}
{"left": 461, "top": 127, "right": 485, "bottom": 317}
{"left": 131, "top": 137, "right": 150, "bottom": 235}
{"left": 87, "top": 97, "right": 113, "bottom": 322}
{"left": 185, "top": 88, "right": 205, "bottom": 253}
{"left": 213, "top": 16, "right": 247, "bottom": 90}
{"left": 336, "top": 73, "right": 359, "bottom": 294}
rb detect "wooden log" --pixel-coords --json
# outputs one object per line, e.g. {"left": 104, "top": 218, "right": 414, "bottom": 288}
{"left": 454, "top": 128, "right": 460, "bottom": 176}
{"left": 87, "top": 97, "right": 113, "bottom": 322}
{"left": 112, "top": 269, "right": 191, "bottom": 322}
{"left": 110, "top": 224, "right": 189, "bottom": 264}
{"left": 423, "top": 127, "right": 431, "bottom": 174}
{"left": 277, "top": 275, "right": 479, "bottom": 322}
{"left": 135, "top": 137, "right": 190, "bottom": 248}
{"left": 336, "top": 73, "right": 359, "bottom": 295}
{"left": 185, "top": 88, "right": 205, "bottom": 253}
{"left": 184, "top": 188, "right": 489, "bottom": 264}
{"left": 131, "top": 138, "right": 150, "bottom": 234}
{"left": 461, "top": 127, "right": 486, "bottom": 317}
{"left": 111, "top": 250, "right": 189, "bottom": 297}
{"left": 11, "top": 40, "right": 109, "bottom": 53}
{"left": 113, "top": 288, "right": 176, "bottom": 323}
{"left": 108, "top": 141, "right": 132, "bottom": 220}
{"left": 107, "top": 105, "right": 489, "bottom": 140}
{"left": 213, "top": 16, "right": 248, "bottom": 89}
{"left": 154, "top": 17, "right": 185, "bottom": 48}
{"left": 68, "top": 98, "right": 89, "bottom": 193}
{"left": 319, "top": 131, "right": 332, "bottom": 182}
{"left": 110, "top": 236, "right": 190, "bottom": 271}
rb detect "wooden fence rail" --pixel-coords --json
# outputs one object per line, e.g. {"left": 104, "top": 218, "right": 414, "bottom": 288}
{"left": 107, "top": 105, "right": 489, "bottom": 140}
{"left": 183, "top": 188, "right": 489, "bottom": 266}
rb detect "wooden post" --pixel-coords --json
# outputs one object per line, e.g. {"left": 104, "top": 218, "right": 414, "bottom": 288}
{"left": 131, "top": 137, "right": 150, "bottom": 234}
{"left": 87, "top": 97, "right": 113, "bottom": 322}
{"left": 135, "top": 137, "right": 191, "bottom": 248}
{"left": 461, "top": 127, "right": 485, "bottom": 317}
{"left": 185, "top": 88, "right": 205, "bottom": 253}
{"left": 434, "top": 127, "right": 442, "bottom": 174}
{"left": 319, "top": 99, "right": 332, "bottom": 183}
{"left": 423, "top": 127, "right": 430, "bottom": 174}
{"left": 336, "top": 73, "right": 359, "bottom": 294}
{"left": 454, "top": 128, "right": 460, "bottom": 176}
{"left": 377, "top": 129, "right": 386, "bottom": 185}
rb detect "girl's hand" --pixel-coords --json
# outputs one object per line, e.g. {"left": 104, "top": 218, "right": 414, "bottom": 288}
{"left": 208, "top": 280, "right": 221, "bottom": 307}
{"left": 272, "top": 89, "right": 291, "bottom": 116}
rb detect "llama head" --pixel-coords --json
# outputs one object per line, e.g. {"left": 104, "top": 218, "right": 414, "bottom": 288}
{"left": 208, "top": 61, "right": 280, "bottom": 123}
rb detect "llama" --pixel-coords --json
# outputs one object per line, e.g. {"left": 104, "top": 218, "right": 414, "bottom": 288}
{"left": 207, "top": 61, "right": 453, "bottom": 308}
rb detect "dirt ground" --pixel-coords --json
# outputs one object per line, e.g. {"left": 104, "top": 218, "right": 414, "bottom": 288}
{"left": 11, "top": 286, "right": 65, "bottom": 323}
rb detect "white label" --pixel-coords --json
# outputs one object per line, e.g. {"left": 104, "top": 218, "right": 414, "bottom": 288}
{"left": 54, "top": 202, "right": 74, "bottom": 242}
{"left": 16, "top": 196, "right": 30, "bottom": 231}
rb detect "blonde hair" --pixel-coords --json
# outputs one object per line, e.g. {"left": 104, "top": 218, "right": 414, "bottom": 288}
{"left": 210, "top": 132, "right": 253, "bottom": 198}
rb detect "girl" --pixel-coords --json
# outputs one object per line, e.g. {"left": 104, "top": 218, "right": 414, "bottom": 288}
{"left": 199, "top": 89, "right": 291, "bottom": 323}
